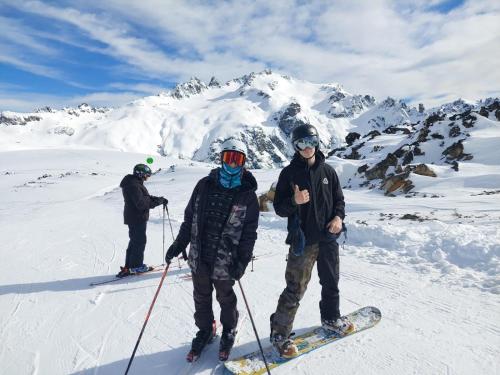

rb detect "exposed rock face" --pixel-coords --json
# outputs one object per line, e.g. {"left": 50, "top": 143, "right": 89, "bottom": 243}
{"left": 258, "top": 182, "right": 276, "bottom": 212}
{"left": 383, "top": 126, "right": 411, "bottom": 135}
{"left": 328, "top": 94, "right": 375, "bottom": 118}
{"left": 410, "top": 164, "right": 437, "bottom": 177}
{"left": 364, "top": 130, "right": 381, "bottom": 140}
{"left": 170, "top": 77, "right": 207, "bottom": 99}
{"left": 449, "top": 125, "right": 461, "bottom": 137}
{"left": 277, "top": 102, "right": 308, "bottom": 136}
{"left": 382, "top": 172, "right": 413, "bottom": 195}
{"left": 365, "top": 153, "right": 398, "bottom": 180}
{"left": 345, "top": 132, "right": 361, "bottom": 146}
{"left": 442, "top": 141, "right": 464, "bottom": 160}
{"left": 208, "top": 77, "right": 221, "bottom": 88}
{"left": 0, "top": 114, "right": 41, "bottom": 126}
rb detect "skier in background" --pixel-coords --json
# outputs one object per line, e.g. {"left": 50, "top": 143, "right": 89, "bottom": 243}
{"left": 117, "top": 164, "right": 167, "bottom": 277}
{"left": 270, "top": 124, "right": 353, "bottom": 358}
{"left": 165, "top": 139, "right": 259, "bottom": 362}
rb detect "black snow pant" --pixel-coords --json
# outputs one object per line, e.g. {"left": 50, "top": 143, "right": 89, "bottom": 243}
{"left": 271, "top": 241, "right": 340, "bottom": 338}
{"left": 125, "top": 221, "right": 147, "bottom": 268}
{"left": 192, "top": 262, "right": 238, "bottom": 332}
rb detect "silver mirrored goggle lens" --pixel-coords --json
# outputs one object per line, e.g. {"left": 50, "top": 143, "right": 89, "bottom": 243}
{"left": 294, "top": 136, "right": 319, "bottom": 150}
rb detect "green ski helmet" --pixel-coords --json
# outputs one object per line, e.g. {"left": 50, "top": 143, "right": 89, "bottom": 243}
{"left": 133, "top": 163, "right": 152, "bottom": 178}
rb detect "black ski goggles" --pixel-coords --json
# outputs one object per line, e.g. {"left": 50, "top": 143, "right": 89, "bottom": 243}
{"left": 293, "top": 135, "right": 319, "bottom": 151}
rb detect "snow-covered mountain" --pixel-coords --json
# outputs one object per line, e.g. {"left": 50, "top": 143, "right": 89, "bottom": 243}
{"left": 1, "top": 70, "right": 499, "bottom": 195}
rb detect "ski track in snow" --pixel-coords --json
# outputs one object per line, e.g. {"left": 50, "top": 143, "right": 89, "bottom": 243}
{"left": 0, "top": 149, "right": 499, "bottom": 375}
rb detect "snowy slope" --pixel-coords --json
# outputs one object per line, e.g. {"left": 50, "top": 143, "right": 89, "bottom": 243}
{"left": 0, "top": 149, "right": 498, "bottom": 375}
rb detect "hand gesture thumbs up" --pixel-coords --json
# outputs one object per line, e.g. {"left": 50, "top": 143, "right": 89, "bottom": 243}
{"left": 294, "top": 184, "right": 310, "bottom": 205}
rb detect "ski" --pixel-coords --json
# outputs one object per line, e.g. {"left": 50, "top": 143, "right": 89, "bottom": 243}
{"left": 90, "top": 265, "right": 164, "bottom": 286}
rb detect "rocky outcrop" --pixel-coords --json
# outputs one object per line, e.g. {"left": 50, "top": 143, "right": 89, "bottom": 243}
{"left": 381, "top": 172, "right": 413, "bottom": 195}
{"left": 365, "top": 153, "right": 398, "bottom": 180}
{"left": 442, "top": 140, "right": 464, "bottom": 160}
{"left": 0, "top": 114, "right": 41, "bottom": 126}
{"left": 409, "top": 164, "right": 437, "bottom": 177}
{"left": 276, "top": 102, "right": 309, "bottom": 136}
{"left": 345, "top": 132, "right": 361, "bottom": 146}
{"left": 208, "top": 77, "right": 221, "bottom": 88}
{"left": 258, "top": 182, "right": 276, "bottom": 212}
{"left": 170, "top": 77, "right": 207, "bottom": 99}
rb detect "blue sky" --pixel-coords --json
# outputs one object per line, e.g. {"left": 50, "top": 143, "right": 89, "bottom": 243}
{"left": 0, "top": 0, "right": 498, "bottom": 112}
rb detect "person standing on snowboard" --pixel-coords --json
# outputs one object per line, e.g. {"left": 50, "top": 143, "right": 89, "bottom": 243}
{"left": 165, "top": 139, "right": 259, "bottom": 362}
{"left": 118, "top": 164, "right": 168, "bottom": 277}
{"left": 270, "top": 124, "right": 353, "bottom": 358}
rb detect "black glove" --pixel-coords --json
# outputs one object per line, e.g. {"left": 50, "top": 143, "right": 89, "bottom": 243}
{"left": 161, "top": 197, "right": 168, "bottom": 208}
{"left": 165, "top": 242, "right": 181, "bottom": 264}
{"left": 230, "top": 261, "right": 248, "bottom": 280}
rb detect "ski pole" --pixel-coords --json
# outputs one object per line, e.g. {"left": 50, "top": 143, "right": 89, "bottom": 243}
{"left": 162, "top": 205, "right": 165, "bottom": 265}
{"left": 124, "top": 264, "right": 170, "bottom": 375}
{"left": 164, "top": 204, "right": 182, "bottom": 269}
{"left": 237, "top": 280, "right": 271, "bottom": 375}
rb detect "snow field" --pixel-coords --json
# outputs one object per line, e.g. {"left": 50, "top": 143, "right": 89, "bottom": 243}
{"left": 0, "top": 149, "right": 498, "bottom": 374}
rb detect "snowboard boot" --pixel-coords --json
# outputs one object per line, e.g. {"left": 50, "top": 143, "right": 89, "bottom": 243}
{"left": 116, "top": 266, "right": 130, "bottom": 278}
{"left": 271, "top": 333, "right": 298, "bottom": 358}
{"left": 321, "top": 316, "right": 355, "bottom": 336}
{"left": 218, "top": 328, "right": 237, "bottom": 361}
{"left": 186, "top": 322, "right": 217, "bottom": 362}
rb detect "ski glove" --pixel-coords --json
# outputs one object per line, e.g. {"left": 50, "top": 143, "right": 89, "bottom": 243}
{"left": 230, "top": 261, "right": 248, "bottom": 281}
{"left": 165, "top": 241, "right": 181, "bottom": 264}
{"left": 161, "top": 197, "right": 168, "bottom": 208}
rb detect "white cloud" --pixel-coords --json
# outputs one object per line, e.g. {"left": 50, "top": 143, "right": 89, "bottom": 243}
{"left": 2, "top": 0, "right": 499, "bottom": 108}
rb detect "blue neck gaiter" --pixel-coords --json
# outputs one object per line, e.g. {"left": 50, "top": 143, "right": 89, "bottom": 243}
{"left": 219, "top": 163, "right": 242, "bottom": 189}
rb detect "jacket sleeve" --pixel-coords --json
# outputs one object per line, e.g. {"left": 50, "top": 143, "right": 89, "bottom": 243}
{"left": 123, "top": 184, "right": 151, "bottom": 211}
{"left": 273, "top": 168, "right": 298, "bottom": 218}
{"left": 173, "top": 181, "right": 200, "bottom": 252}
{"left": 236, "top": 192, "right": 259, "bottom": 265}
{"left": 331, "top": 169, "right": 345, "bottom": 220}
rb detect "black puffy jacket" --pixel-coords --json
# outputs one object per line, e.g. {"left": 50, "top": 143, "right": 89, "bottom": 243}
{"left": 120, "top": 174, "right": 163, "bottom": 225}
{"left": 170, "top": 168, "right": 259, "bottom": 279}
{"left": 273, "top": 151, "right": 345, "bottom": 245}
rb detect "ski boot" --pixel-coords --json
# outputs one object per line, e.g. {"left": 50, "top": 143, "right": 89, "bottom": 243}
{"left": 218, "top": 328, "right": 237, "bottom": 361}
{"left": 321, "top": 316, "right": 355, "bottom": 336}
{"left": 128, "top": 264, "right": 152, "bottom": 274}
{"left": 186, "top": 321, "right": 217, "bottom": 362}
{"left": 116, "top": 266, "right": 130, "bottom": 278}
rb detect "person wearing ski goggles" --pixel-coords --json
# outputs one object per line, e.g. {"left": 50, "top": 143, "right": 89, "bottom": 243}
{"left": 292, "top": 135, "right": 319, "bottom": 151}
{"left": 221, "top": 149, "right": 246, "bottom": 168}
{"left": 164, "top": 138, "right": 259, "bottom": 362}
{"left": 270, "top": 124, "right": 351, "bottom": 358}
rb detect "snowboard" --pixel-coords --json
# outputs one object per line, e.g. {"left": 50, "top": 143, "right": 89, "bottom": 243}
{"left": 224, "top": 306, "right": 381, "bottom": 375}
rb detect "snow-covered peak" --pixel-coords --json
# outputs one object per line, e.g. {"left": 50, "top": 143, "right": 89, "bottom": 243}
{"left": 169, "top": 77, "right": 208, "bottom": 99}
{"left": 433, "top": 98, "right": 476, "bottom": 116}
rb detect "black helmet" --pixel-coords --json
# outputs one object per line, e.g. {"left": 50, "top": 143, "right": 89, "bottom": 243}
{"left": 133, "top": 164, "right": 152, "bottom": 178}
{"left": 291, "top": 124, "right": 318, "bottom": 143}
{"left": 291, "top": 124, "right": 319, "bottom": 152}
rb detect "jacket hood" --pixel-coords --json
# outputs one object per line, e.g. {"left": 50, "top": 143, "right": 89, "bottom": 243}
{"left": 290, "top": 149, "right": 326, "bottom": 168}
{"left": 208, "top": 168, "right": 258, "bottom": 192}
{"left": 120, "top": 174, "right": 142, "bottom": 188}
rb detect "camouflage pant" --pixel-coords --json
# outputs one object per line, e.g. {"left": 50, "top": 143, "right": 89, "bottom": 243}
{"left": 271, "top": 241, "right": 340, "bottom": 338}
